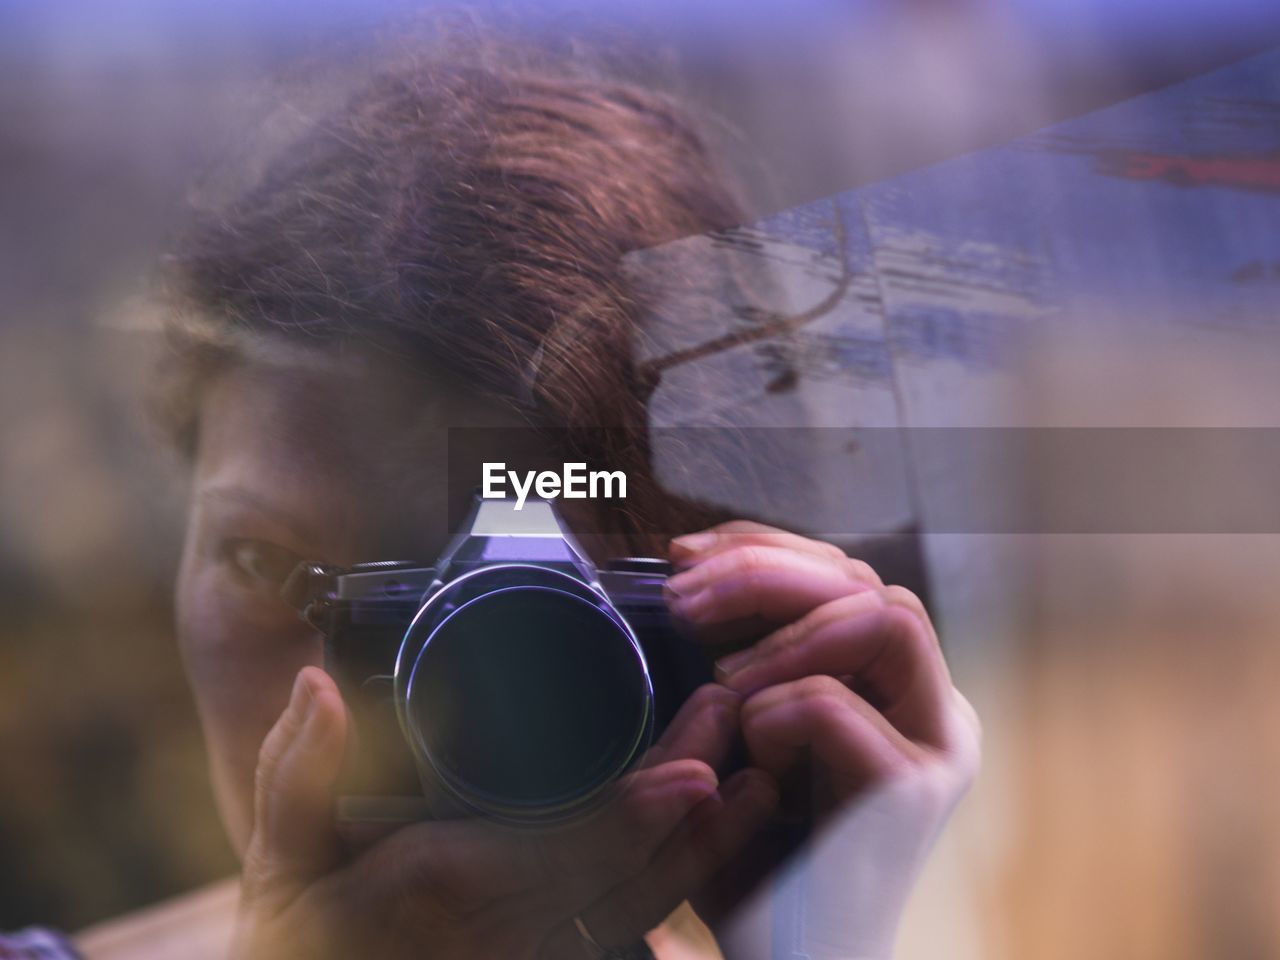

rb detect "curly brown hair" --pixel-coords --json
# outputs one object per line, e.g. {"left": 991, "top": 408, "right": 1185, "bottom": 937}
{"left": 155, "top": 33, "right": 746, "bottom": 548}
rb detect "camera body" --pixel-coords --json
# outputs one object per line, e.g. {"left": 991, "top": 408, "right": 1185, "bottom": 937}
{"left": 285, "top": 496, "right": 711, "bottom": 826}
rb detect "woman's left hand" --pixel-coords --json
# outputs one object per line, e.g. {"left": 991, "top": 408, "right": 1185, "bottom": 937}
{"left": 665, "top": 522, "right": 982, "bottom": 959}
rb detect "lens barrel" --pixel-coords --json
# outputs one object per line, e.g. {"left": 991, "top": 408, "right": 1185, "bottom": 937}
{"left": 398, "top": 566, "right": 654, "bottom": 823}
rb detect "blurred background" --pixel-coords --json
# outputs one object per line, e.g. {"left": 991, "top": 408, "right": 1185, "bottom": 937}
{"left": 3, "top": 1, "right": 1280, "bottom": 957}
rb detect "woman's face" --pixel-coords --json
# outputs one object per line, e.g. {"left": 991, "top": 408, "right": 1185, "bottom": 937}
{"left": 174, "top": 352, "right": 522, "bottom": 853}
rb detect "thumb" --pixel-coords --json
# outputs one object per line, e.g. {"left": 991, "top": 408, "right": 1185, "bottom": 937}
{"left": 243, "top": 666, "right": 347, "bottom": 902}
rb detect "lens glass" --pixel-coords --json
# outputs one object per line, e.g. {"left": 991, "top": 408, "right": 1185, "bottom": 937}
{"left": 407, "top": 586, "right": 650, "bottom": 814}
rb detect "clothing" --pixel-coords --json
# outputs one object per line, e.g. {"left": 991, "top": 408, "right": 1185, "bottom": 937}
{"left": 0, "top": 929, "right": 81, "bottom": 960}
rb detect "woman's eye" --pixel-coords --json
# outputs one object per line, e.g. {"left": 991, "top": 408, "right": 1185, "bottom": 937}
{"left": 223, "top": 538, "right": 305, "bottom": 591}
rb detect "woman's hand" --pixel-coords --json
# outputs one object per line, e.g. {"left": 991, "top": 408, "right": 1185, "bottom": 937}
{"left": 666, "top": 522, "right": 981, "bottom": 959}
{"left": 233, "top": 666, "right": 778, "bottom": 960}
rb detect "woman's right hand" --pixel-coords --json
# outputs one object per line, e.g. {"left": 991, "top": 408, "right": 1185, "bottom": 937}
{"left": 233, "top": 667, "right": 777, "bottom": 960}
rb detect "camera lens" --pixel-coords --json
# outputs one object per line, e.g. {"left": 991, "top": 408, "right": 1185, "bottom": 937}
{"left": 405, "top": 585, "right": 652, "bottom": 820}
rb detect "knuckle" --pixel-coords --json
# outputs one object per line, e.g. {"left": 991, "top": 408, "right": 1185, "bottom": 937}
{"left": 253, "top": 742, "right": 280, "bottom": 798}
{"left": 883, "top": 583, "right": 926, "bottom": 614}
{"left": 685, "top": 681, "right": 738, "bottom": 714}
{"left": 729, "top": 544, "right": 771, "bottom": 578}
{"left": 817, "top": 539, "right": 850, "bottom": 562}
{"left": 882, "top": 598, "right": 932, "bottom": 643}
{"left": 792, "top": 673, "right": 849, "bottom": 705}
{"left": 739, "top": 687, "right": 770, "bottom": 726}
{"left": 843, "top": 556, "right": 883, "bottom": 585}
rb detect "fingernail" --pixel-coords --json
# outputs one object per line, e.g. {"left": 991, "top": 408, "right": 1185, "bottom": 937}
{"left": 665, "top": 567, "right": 704, "bottom": 598}
{"left": 288, "top": 669, "right": 315, "bottom": 724}
{"left": 670, "top": 532, "right": 717, "bottom": 557}
{"left": 672, "top": 775, "right": 718, "bottom": 808}
{"left": 668, "top": 588, "right": 712, "bottom": 623}
{"left": 714, "top": 646, "right": 757, "bottom": 680}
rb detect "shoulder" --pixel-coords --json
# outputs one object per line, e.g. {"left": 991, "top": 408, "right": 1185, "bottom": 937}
{"left": 74, "top": 878, "right": 239, "bottom": 960}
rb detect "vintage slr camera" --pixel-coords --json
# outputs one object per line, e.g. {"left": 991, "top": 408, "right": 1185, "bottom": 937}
{"left": 284, "top": 496, "right": 712, "bottom": 826}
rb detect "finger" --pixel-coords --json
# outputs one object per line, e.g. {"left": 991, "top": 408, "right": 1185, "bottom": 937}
{"left": 672, "top": 526, "right": 883, "bottom": 589}
{"left": 539, "top": 768, "right": 779, "bottom": 958}
{"left": 670, "top": 522, "right": 855, "bottom": 570}
{"left": 718, "top": 595, "right": 957, "bottom": 751}
{"left": 714, "top": 590, "right": 885, "bottom": 678}
{"left": 536, "top": 758, "right": 720, "bottom": 902}
{"left": 648, "top": 682, "right": 741, "bottom": 772}
{"left": 883, "top": 583, "right": 939, "bottom": 647}
{"left": 244, "top": 666, "right": 348, "bottom": 898}
{"left": 374, "top": 758, "right": 719, "bottom": 914}
{"left": 664, "top": 544, "right": 878, "bottom": 628}
{"left": 706, "top": 586, "right": 939, "bottom": 671}
{"left": 740, "top": 675, "right": 922, "bottom": 790}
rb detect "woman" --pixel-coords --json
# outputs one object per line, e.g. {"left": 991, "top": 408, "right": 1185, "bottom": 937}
{"left": 67, "top": 33, "right": 978, "bottom": 960}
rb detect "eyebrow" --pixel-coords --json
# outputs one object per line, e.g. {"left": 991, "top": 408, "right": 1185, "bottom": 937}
{"left": 197, "top": 485, "right": 321, "bottom": 548}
